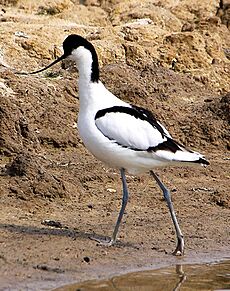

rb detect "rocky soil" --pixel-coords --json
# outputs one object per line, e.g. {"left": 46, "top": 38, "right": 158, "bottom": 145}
{"left": 0, "top": 0, "right": 229, "bottom": 290}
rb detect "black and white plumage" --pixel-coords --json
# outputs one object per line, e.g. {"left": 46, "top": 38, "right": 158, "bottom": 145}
{"left": 25, "top": 34, "right": 209, "bottom": 255}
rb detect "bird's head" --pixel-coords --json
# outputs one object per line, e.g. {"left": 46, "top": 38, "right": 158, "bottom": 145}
{"left": 18, "top": 34, "right": 99, "bottom": 81}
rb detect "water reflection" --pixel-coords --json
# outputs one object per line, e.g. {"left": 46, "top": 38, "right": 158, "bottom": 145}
{"left": 173, "top": 265, "right": 186, "bottom": 291}
{"left": 53, "top": 260, "right": 230, "bottom": 291}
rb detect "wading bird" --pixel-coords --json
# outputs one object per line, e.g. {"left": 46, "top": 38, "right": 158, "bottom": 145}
{"left": 21, "top": 34, "right": 209, "bottom": 255}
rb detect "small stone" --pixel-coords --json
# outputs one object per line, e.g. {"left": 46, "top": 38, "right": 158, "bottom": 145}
{"left": 106, "top": 188, "right": 116, "bottom": 193}
{"left": 83, "top": 256, "right": 90, "bottom": 263}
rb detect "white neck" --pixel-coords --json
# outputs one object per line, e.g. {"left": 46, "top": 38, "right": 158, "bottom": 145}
{"left": 70, "top": 46, "right": 100, "bottom": 111}
{"left": 71, "top": 47, "right": 93, "bottom": 87}
{"left": 70, "top": 46, "right": 118, "bottom": 113}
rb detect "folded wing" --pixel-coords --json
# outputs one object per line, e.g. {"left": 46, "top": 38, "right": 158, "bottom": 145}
{"left": 95, "top": 105, "right": 174, "bottom": 151}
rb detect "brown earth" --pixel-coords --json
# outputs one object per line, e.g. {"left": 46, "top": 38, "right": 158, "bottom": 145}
{"left": 0, "top": 0, "right": 230, "bottom": 290}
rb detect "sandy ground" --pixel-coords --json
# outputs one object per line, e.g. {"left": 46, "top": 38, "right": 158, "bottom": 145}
{"left": 0, "top": 0, "right": 230, "bottom": 290}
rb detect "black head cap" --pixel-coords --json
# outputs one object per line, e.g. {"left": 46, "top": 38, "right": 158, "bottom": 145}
{"left": 62, "top": 34, "right": 99, "bottom": 82}
{"left": 63, "top": 35, "right": 92, "bottom": 56}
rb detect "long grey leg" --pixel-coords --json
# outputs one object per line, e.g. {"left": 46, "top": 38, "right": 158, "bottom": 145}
{"left": 150, "top": 170, "right": 184, "bottom": 255}
{"left": 90, "top": 168, "right": 128, "bottom": 246}
{"left": 110, "top": 168, "right": 129, "bottom": 244}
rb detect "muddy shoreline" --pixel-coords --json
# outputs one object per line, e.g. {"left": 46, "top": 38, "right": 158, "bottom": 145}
{"left": 1, "top": 246, "right": 230, "bottom": 290}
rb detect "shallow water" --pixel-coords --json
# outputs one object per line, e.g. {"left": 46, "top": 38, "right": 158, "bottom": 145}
{"left": 53, "top": 260, "right": 230, "bottom": 291}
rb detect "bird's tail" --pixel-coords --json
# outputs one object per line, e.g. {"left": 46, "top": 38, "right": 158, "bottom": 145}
{"left": 154, "top": 138, "right": 209, "bottom": 166}
{"left": 171, "top": 149, "right": 209, "bottom": 165}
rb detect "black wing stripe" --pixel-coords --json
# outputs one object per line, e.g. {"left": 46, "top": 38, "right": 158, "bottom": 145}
{"left": 95, "top": 106, "right": 141, "bottom": 119}
{"left": 147, "top": 138, "right": 181, "bottom": 153}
